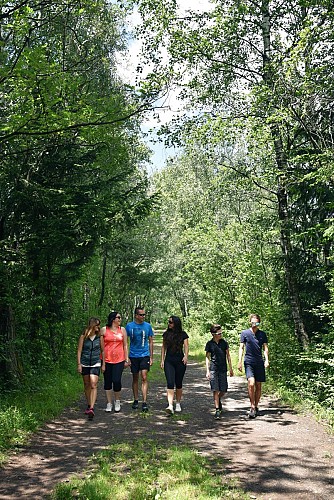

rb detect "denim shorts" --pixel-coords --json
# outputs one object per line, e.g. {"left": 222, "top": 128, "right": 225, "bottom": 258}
{"left": 209, "top": 370, "right": 228, "bottom": 392}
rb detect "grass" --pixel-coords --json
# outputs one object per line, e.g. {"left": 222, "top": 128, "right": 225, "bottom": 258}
{"left": 0, "top": 364, "right": 83, "bottom": 465}
{"left": 51, "top": 439, "right": 248, "bottom": 500}
{"left": 263, "top": 378, "right": 334, "bottom": 432}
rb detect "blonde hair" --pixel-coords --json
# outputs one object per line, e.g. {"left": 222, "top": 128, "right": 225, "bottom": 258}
{"left": 82, "top": 317, "right": 100, "bottom": 341}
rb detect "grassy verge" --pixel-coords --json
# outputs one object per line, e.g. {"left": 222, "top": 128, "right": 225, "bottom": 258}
{"left": 0, "top": 364, "right": 83, "bottom": 465}
{"left": 263, "top": 379, "right": 334, "bottom": 432}
{"left": 52, "top": 439, "right": 249, "bottom": 500}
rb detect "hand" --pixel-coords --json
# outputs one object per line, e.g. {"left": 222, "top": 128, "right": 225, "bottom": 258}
{"left": 265, "top": 360, "right": 269, "bottom": 368}
{"left": 160, "top": 361, "right": 164, "bottom": 369}
{"left": 101, "top": 363, "right": 106, "bottom": 373}
{"left": 182, "top": 355, "right": 188, "bottom": 365}
{"left": 206, "top": 371, "right": 210, "bottom": 379}
{"left": 237, "top": 361, "right": 243, "bottom": 372}
{"left": 77, "top": 364, "right": 82, "bottom": 374}
{"left": 229, "top": 369, "right": 234, "bottom": 377}
{"left": 150, "top": 357, "right": 153, "bottom": 366}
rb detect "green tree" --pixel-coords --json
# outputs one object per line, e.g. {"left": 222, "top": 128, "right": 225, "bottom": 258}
{"left": 133, "top": 0, "right": 334, "bottom": 348}
{"left": 0, "top": 0, "right": 154, "bottom": 383}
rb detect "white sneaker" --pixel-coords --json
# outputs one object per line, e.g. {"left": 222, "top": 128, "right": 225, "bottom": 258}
{"left": 175, "top": 402, "right": 182, "bottom": 412}
{"left": 105, "top": 402, "right": 112, "bottom": 412}
{"left": 114, "top": 400, "right": 121, "bottom": 413}
{"left": 165, "top": 404, "right": 174, "bottom": 415}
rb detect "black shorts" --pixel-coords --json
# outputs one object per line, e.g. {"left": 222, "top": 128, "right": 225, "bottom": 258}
{"left": 209, "top": 370, "right": 228, "bottom": 392}
{"left": 81, "top": 366, "right": 100, "bottom": 376}
{"left": 130, "top": 356, "right": 151, "bottom": 374}
{"left": 245, "top": 362, "right": 266, "bottom": 382}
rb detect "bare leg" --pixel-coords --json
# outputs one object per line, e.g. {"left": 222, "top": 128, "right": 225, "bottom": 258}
{"left": 175, "top": 387, "right": 182, "bottom": 403}
{"left": 83, "top": 375, "right": 91, "bottom": 405}
{"left": 114, "top": 390, "right": 121, "bottom": 402}
{"left": 247, "top": 377, "right": 256, "bottom": 409}
{"left": 141, "top": 370, "right": 148, "bottom": 402}
{"left": 105, "top": 389, "right": 112, "bottom": 404}
{"left": 255, "top": 381, "right": 262, "bottom": 407}
{"left": 167, "top": 388, "right": 174, "bottom": 406}
{"left": 213, "top": 390, "right": 219, "bottom": 408}
{"left": 89, "top": 374, "right": 98, "bottom": 408}
{"left": 132, "top": 373, "right": 139, "bottom": 401}
{"left": 218, "top": 391, "right": 226, "bottom": 408}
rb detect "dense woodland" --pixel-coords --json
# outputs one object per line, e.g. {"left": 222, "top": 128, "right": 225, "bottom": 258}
{"left": 0, "top": 1, "right": 333, "bottom": 416}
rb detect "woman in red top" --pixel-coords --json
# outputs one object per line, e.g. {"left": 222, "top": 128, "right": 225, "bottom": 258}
{"left": 100, "top": 311, "right": 129, "bottom": 413}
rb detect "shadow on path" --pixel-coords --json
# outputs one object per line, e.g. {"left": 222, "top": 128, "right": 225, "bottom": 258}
{"left": 0, "top": 353, "right": 333, "bottom": 499}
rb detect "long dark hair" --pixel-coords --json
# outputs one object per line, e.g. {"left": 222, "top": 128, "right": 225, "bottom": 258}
{"left": 164, "top": 315, "right": 185, "bottom": 353}
{"left": 106, "top": 311, "right": 120, "bottom": 327}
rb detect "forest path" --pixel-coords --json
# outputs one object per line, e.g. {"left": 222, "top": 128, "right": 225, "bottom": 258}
{"left": 0, "top": 342, "right": 333, "bottom": 499}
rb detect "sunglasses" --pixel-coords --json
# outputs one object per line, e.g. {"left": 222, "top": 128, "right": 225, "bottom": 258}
{"left": 168, "top": 320, "right": 173, "bottom": 324}
{"left": 137, "top": 313, "right": 146, "bottom": 317}
{"left": 115, "top": 315, "right": 121, "bottom": 319}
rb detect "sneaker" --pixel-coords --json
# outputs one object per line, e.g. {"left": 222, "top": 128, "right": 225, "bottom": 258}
{"left": 114, "top": 400, "right": 121, "bottom": 413}
{"left": 165, "top": 404, "right": 174, "bottom": 415}
{"left": 219, "top": 400, "right": 222, "bottom": 412}
{"left": 88, "top": 408, "right": 94, "bottom": 419}
{"left": 142, "top": 402, "right": 148, "bottom": 413}
{"left": 105, "top": 402, "right": 112, "bottom": 412}
{"left": 132, "top": 400, "right": 139, "bottom": 410}
{"left": 214, "top": 409, "right": 221, "bottom": 420}
{"left": 175, "top": 402, "right": 182, "bottom": 412}
{"left": 248, "top": 408, "right": 256, "bottom": 419}
{"left": 255, "top": 407, "right": 260, "bottom": 416}
{"left": 84, "top": 405, "right": 91, "bottom": 415}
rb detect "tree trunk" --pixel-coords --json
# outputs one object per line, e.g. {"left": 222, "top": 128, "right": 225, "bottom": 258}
{"left": 273, "top": 131, "right": 309, "bottom": 348}
{"left": 0, "top": 302, "right": 23, "bottom": 383}
{"left": 262, "top": 0, "right": 309, "bottom": 348}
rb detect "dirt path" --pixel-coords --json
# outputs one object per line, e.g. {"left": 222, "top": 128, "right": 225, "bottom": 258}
{"left": 0, "top": 348, "right": 333, "bottom": 499}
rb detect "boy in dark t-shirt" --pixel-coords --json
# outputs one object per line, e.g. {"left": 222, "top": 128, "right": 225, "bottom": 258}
{"left": 205, "top": 324, "right": 234, "bottom": 420}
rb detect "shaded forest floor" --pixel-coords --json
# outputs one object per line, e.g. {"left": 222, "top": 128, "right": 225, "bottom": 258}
{"left": 0, "top": 349, "right": 333, "bottom": 499}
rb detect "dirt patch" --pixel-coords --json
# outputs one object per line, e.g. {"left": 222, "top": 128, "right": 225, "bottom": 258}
{"left": 0, "top": 351, "right": 333, "bottom": 499}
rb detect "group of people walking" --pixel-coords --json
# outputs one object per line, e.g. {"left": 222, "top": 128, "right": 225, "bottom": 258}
{"left": 77, "top": 309, "right": 269, "bottom": 420}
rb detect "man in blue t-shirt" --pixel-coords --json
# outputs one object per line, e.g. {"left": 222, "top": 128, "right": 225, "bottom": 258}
{"left": 238, "top": 313, "right": 269, "bottom": 419}
{"left": 126, "top": 307, "right": 154, "bottom": 412}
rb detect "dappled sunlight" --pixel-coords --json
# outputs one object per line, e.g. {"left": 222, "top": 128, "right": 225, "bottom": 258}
{"left": 0, "top": 355, "right": 333, "bottom": 499}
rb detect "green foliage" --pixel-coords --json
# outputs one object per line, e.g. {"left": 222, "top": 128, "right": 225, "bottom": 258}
{"left": 0, "top": 0, "right": 156, "bottom": 385}
{"left": 0, "top": 362, "right": 82, "bottom": 463}
{"left": 128, "top": 0, "right": 334, "bottom": 416}
{"left": 52, "top": 439, "right": 248, "bottom": 499}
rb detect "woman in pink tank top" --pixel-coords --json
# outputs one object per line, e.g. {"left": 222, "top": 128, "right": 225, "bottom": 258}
{"left": 100, "top": 311, "right": 129, "bottom": 413}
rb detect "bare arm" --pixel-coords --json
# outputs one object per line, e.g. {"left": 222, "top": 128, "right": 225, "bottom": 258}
{"left": 238, "top": 342, "right": 245, "bottom": 372}
{"left": 149, "top": 335, "right": 154, "bottom": 365}
{"left": 263, "top": 343, "right": 269, "bottom": 368}
{"left": 100, "top": 335, "right": 105, "bottom": 372}
{"left": 226, "top": 348, "right": 234, "bottom": 376}
{"left": 122, "top": 327, "right": 129, "bottom": 365}
{"left": 182, "top": 338, "right": 189, "bottom": 365}
{"left": 160, "top": 340, "right": 166, "bottom": 369}
{"left": 205, "top": 352, "right": 210, "bottom": 378}
{"left": 77, "top": 335, "right": 84, "bottom": 373}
